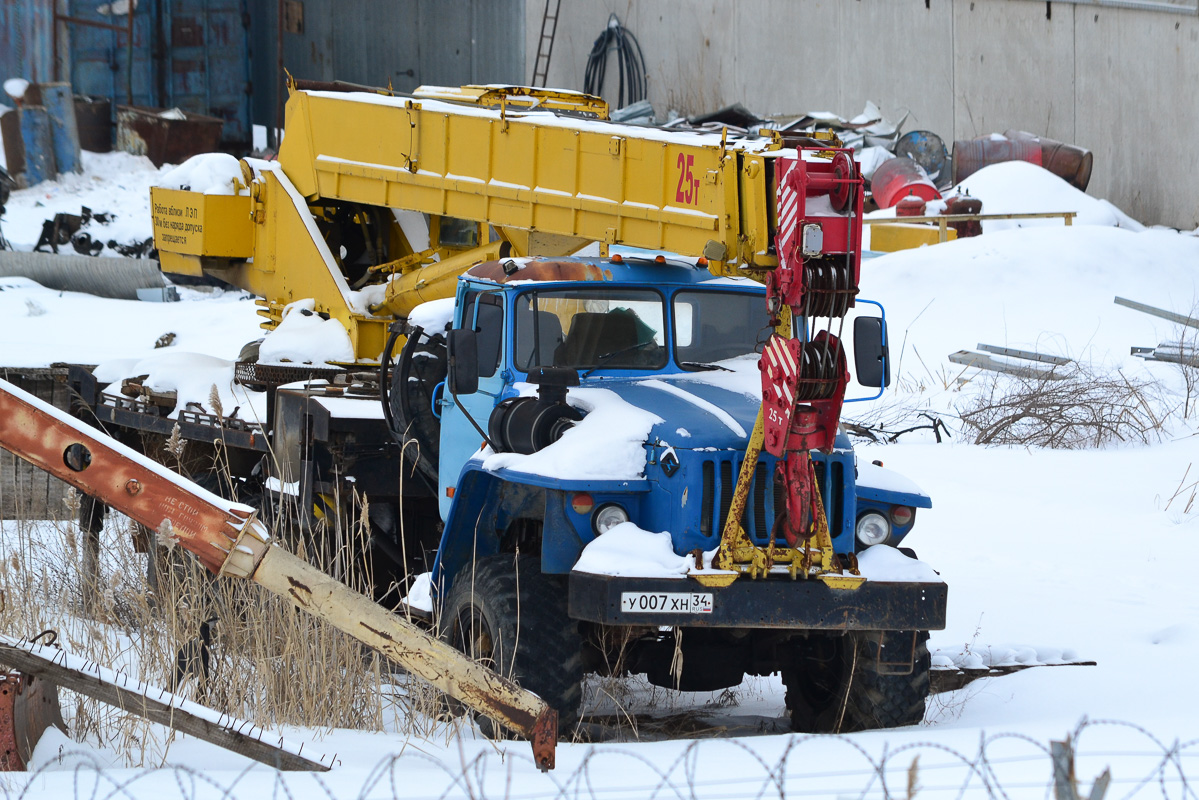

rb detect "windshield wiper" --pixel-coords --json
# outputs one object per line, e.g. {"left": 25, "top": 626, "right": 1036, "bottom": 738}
{"left": 679, "top": 361, "right": 733, "bottom": 372}
{"left": 581, "top": 341, "right": 656, "bottom": 377}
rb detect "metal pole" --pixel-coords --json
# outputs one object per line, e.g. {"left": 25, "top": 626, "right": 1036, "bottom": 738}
{"left": 126, "top": 0, "right": 135, "bottom": 106}
{"left": 274, "top": 0, "right": 283, "bottom": 149}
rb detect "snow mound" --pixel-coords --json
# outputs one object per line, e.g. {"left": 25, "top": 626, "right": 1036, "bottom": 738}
{"left": 259, "top": 300, "right": 354, "bottom": 365}
{"left": 403, "top": 572, "right": 434, "bottom": 614}
{"left": 955, "top": 161, "right": 1144, "bottom": 232}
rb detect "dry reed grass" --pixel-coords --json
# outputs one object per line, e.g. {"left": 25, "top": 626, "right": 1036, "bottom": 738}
{"left": 0, "top": 481, "right": 408, "bottom": 766}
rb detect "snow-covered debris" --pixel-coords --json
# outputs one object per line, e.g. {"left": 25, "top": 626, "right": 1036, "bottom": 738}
{"left": 858, "top": 145, "right": 895, "bottom": 181}
{"left": 931, "top": 643, "right": 1081, "bottom": 672}
{"left": 258, "top": 300, "right": 355, "bottom": 365}
{"left": 0, "top": 150, "right": 160, "bottom": 254}
{"left": 155, "top": 152, "right": 243, "bottom": 195}
{"left": 96, "top": 350, "right": 267, "bottom": 423}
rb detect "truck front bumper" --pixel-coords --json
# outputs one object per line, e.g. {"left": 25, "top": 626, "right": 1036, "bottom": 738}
{"left": 568, "top": 572, "right": 947, "bottom": 631}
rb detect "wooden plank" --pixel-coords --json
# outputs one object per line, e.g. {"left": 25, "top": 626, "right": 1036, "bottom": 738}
{"left": 976, "top": 343, "right": 1073, "bottom": 366}
{"left": 864, "top": 211, "right": 1076, "bottom": 225}
{"left": 931, "top": 661, "right": 1097, "bottom": 695}
{"left": 0, "top": 636, "right": 331, "bottom": 772}
{"left": 1114, "top": 297, "right": 1199, "bottom": 330}
{"left": 949, "top": 350, "right": 1069, "bottom": 380}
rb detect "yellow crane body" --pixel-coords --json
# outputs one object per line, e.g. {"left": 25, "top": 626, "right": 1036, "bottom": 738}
{"left": 150, "top": 84, "right": 794, "bottom": 363}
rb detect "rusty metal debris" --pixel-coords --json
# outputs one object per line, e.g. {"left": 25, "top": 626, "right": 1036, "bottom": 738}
{"left": 0, "top": 669, "right": 66, "bottom": 771}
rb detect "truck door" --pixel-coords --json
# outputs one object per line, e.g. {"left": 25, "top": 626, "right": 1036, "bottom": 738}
{"left": 438, "top": 290, "right": 505, "bottom": 521}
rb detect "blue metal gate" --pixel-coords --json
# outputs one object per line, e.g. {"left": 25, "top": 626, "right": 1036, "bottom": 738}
{"left": 65, "top": 0, "right": 252, "bottom": 147}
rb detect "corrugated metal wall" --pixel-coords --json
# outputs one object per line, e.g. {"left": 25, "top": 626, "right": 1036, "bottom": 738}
{"left": 250, "top": 0, "right": 525, "bottom": 142}
{"left": 0, "top": 0, "right": 55, "bottom": 89}
{"left": 4, "top": 0, "right": 524, "bottom": 152}
{"left": 66, "top": 0, "right": 253, "bottom": 147}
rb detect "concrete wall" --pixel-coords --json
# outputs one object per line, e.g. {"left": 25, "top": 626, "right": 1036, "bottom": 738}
{"left": 528, "top": 0, "right": 1199, "bottom": 229}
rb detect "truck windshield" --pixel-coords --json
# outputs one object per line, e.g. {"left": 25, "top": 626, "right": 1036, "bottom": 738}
{"left": 674, "top": 290, "right": 771, "bottom": 367}
{"left": 514, "top": 288, "right": 667, "bottom": 371}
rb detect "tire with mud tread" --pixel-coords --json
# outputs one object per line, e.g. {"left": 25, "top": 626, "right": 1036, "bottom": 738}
{"left": 784, "top": 631, "right": 930, "bottom": 733}
{"left": 440, "top": 554, "right": 583, "bottom": 736}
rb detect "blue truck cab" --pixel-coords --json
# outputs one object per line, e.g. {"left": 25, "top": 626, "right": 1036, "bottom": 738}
{"left": 391, "top": 254, "right": 945, "bottom": 734}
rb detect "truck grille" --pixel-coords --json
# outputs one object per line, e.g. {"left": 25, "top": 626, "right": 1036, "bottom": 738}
{"left": 698, "top": 455, "right": 842, "bottom": 544}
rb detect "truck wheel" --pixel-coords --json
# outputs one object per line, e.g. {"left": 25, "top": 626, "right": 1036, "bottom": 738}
{"left": 783, "top": 631, "right": 930, "bottom": 732}
{"left": 440, "top": 554, "right": 583, "bottom": 737}
{"left": 845, "top": 631, "right": 931, "bottom": 730}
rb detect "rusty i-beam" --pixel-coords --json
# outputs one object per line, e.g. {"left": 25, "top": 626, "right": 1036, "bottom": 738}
{"left": 0, "top": 379, "right": 558, "bottom": 770}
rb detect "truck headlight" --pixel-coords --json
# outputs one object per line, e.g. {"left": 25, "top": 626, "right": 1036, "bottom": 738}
{"left": 592, "top": 504, "right": 629, "bottom": 535}
{"left": 856, "top": 512, "right": 891, "bottom": 547}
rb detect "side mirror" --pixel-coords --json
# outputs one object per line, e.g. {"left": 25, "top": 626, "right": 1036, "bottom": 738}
{"left": 447, "top": 328, "right": 480, "bottom": 395}
{"left": 853, "top": 316, "right": 890, "bottom": 388}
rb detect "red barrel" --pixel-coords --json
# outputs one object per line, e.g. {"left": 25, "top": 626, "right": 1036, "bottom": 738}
{"left": 871, "top": 157, "right": 941, "bottom": 209}
{"left": 951, "top": 137, "right": 1043, "bottom": 185}
{"left": 1004, "top": 130, "right": 1093, "bottom": 191}
{"left": 895, "top": 194, "right": 927, "bottom": 217}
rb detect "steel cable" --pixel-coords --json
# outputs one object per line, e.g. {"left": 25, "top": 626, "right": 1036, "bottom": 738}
{"left": 583, "top": 14, "right": 648, "bottom": 109}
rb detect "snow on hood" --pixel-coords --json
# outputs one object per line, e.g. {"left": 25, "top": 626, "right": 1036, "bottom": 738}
{"left": 482, "top": 387, "right": 662, "bottom": 480}
{"left": 856, "top": 461, "right": 929, "bottom": 499}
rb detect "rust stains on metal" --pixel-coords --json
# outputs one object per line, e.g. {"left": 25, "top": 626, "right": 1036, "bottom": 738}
{"left": 0, "top": 382, "right": 248, "bottom": 575}
{"left": 530, "top": 708, "right": 558, "bottom": 771}
{"left": 0, "top": 672, "right": 66, "bottom": 771}
{"left": 359, "top": 623, "right": 396, "bottom": 643}
{"left": 467, "top": 259, "right": 612, "bottom": 284}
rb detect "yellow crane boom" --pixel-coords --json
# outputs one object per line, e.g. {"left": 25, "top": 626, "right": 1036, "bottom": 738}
{"left": 151, "top": 83, "right": 795, "bottom": 363}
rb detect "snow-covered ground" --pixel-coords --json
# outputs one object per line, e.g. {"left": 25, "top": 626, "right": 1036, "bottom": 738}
{"left": 1, "top": 153, "right": 1198, "bottom": 798}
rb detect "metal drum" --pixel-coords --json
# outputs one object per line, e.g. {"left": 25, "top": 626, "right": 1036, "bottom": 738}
{"left": 895, "top": 130, "right": 950, "bottom": 187}
{"left": 1004, "top": 130, "right": 1093, "bottom": 191}
{"left": 951, "top": 137, "right": 1042, "bottom": 185}
{"left": 871, "top": 157, "right": 941, "bottom": 209}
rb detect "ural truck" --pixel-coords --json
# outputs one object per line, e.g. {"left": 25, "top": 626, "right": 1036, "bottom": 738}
{"left": 70, "top": 82, "right": 945, "bottom": 735}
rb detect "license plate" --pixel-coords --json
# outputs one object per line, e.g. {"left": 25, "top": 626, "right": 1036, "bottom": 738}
{"left": 620, "top": 592, "right": 713, "bottom": 614}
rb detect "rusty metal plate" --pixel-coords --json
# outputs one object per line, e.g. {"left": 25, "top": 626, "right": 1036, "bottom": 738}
{"left": 0, "top": 671, "right": 66, "bottom": 771}
{"left": 467, "top": 259, "right": 613, "bottom": 284}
